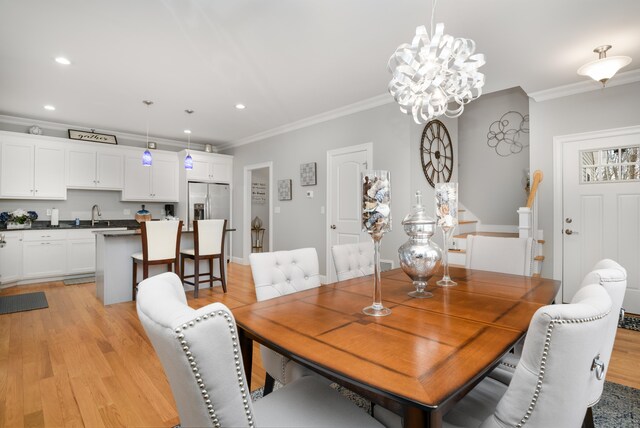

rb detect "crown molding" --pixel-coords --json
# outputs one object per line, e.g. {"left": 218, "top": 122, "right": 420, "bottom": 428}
{"left": 528, "top": 68, "right": 640, "bottom": 102}
{"left": 0, "top": 113, "right": 209, "bottom": 151}
{"left": 220, "top": 93, "right": 393, "bottom": 150}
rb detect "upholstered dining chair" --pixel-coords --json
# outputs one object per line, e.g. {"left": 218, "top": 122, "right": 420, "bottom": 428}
{"left": 136, "top": 272, "right": 384, "bottom": 428}
{"left": 331, "top": 241, "right": 375, "bottom": 281}
{"left": 465, "top": 235, "right": 534, "bottom": 276}
{"left": 180, "top": 219, "right": 227, "bottom": 298}
{"left": 132, "top": 220, "right": 182, "bottom": 300}
{"left": 249, "top": 248, "right": 322, "bottom": 395}
{"left": 373, "top": 283, "right": 614, "bottom": 428}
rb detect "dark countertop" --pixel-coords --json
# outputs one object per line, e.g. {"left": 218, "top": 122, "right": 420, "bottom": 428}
{"left": 0, "top": 219, "right": 141, "bottom": 231}
{"left": 97, "top": 227, "right": 236, "bottom": 238}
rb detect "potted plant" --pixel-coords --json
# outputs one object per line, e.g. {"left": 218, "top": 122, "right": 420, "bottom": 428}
{"left": 0, "top": 209, "right": 38, "bottom": 229}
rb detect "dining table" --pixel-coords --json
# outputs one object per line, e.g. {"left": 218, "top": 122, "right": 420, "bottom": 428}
{"left": 233, "top": 266, "right": 560, "bottom": 428}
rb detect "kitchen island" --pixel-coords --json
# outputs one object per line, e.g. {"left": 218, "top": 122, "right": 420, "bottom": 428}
{"left": 95, "top": 229, "right": 229, "bottom": 305}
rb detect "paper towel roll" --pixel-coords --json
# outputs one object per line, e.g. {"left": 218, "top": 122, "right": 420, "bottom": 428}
{"left": 51, "top": 208, "right": 59, "bottom": 226}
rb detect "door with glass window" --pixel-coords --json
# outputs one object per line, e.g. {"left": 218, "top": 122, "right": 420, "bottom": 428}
{"left": 562, "top": 131, "right": 640, "bottom": 313}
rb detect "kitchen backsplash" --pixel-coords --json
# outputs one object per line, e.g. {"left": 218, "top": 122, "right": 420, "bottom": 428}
{"left": 0, "top": 189, "right": 168, "bottom": 221}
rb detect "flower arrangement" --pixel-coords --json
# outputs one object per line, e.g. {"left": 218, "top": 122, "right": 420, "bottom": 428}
{"left": 0, "top": 209, "right": 38, "bottom": 225}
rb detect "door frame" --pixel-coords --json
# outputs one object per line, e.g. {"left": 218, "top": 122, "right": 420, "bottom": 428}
{"left": 552, "top": 124, "right": 640, "bottom": 300}
{"left": 243, "top": 161, "right": 273, "bottom": 264}
{"left": 325, "top": 142, "right": 373, "bottom": 282}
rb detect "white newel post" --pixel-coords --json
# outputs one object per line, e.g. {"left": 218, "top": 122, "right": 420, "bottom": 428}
{"left": 518, "top": 207, "right": 532, "bottom": 239}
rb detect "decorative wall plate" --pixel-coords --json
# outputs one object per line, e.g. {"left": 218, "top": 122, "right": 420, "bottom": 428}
{"left": 420, "top": 120, "right": 453, "bottom": 188}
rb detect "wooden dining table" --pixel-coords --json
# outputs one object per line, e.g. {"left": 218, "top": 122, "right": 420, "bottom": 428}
{"left": 234, "top": 267, "right": 560, "bottom": 428}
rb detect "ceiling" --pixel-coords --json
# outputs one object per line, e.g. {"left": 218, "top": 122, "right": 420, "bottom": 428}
{"left": 1, "top": 0, "right": 638, "bottom": 148}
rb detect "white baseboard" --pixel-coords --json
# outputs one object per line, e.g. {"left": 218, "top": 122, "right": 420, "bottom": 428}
{"left": 319, "top": 275, "right": 328, "bottom": 284}
{"left": 231, "top": 256, "right": 249, "bottom": 265}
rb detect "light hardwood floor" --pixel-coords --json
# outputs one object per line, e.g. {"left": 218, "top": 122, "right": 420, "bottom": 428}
{"left": 0, "top": 263, "right": 637, "bottom": 427}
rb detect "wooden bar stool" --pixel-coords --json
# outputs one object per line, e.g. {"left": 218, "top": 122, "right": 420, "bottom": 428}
{"left": 180, "top": 219, "right": 227, "bottom": 298}
{"left": 132, "top": 220, "right": 183, "bottom": 300}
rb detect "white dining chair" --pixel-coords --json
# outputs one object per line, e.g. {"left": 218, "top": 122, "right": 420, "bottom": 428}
{"left": 331, "top": 242, "right": 375, "bottom": 281}
{"left": 136, "top": 272, "right": 384, "bottom": 428}
{"left": 249, "top": 248, "right": 324, "bottom": 395}
{"left": 374, "top": 282, "right": 614, "bottom": 428}
{"left": 180, "top": 219, "right": 227, "bottom": 298}
{"left": 465, "top": 235, "right": 534, "bottom": 276}
{"left": 131, "top": 220, "right": 183, "bottom": 300}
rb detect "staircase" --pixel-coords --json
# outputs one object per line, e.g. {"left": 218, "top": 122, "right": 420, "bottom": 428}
{"left": 448, "top": 171, "right": 545, "bottom": 275}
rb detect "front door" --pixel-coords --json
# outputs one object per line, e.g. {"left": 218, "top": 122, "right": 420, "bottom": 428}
{"left": 561, "top": 128, "right": 640, "bottom": 313}
{"left": 326, "top": 143, "right": 373, "bottom": 283}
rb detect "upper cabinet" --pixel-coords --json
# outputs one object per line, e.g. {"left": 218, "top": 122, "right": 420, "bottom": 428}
{"left": 182, "top": 151, "right": 233, "bottom": 183}
{"left": 122, "top": 150, "right": 178, "bottom": 201}
{"left": 0, "top": 137, "right": 66, "bottom": 199}
{"left": 67, "top": 147, "right": 123, "bottom": 189}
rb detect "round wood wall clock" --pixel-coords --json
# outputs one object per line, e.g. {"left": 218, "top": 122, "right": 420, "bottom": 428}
{"left": 420, "top": 119, "right": 453, "bottom": 188}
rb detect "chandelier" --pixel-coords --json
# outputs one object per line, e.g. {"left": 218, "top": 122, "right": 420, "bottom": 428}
{"left": 387, "top": 1, "right": 485, "bottom": 123}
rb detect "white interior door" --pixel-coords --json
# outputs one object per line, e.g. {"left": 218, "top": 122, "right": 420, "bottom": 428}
{"left": 326, "top": 143, "right": 373, "bottom": 283}
{"left": 561, "top": 131, "right": 640, "bottom": 313}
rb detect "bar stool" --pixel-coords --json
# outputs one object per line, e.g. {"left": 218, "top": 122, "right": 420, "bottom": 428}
{"left": 180, "top": 219, "right": 227, "bottom": 298}
{"left": 132, "top": 220, "right": 183, "bottom": 300}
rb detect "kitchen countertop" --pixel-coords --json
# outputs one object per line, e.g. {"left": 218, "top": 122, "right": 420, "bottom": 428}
{"left": 0, "top": 219, "right": 141, "bottom": 231}
{"left": 96, "top": 227, "right": 236, "bottom": 237}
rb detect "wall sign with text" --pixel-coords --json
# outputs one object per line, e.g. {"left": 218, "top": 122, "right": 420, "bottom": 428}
{"left": 68, "top": 129, "right": 118, "bottom": 145}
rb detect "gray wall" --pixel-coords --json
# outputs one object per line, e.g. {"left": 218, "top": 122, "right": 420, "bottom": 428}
{"left": 223, "top": 102, "right": 417, "bottom": 274}
{"left": 529, "top": 81, "right": 640, "bottom": 278}
{"left": 250, "top": 167, "right": 270, "bottom": 251}
{"left": 0, "top": 189, "right": 167, "bottom": 222}
{"left": 459, "top": 87, "right": 530, "bottom": 226}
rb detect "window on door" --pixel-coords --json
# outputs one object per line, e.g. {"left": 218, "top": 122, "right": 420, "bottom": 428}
{"left": 580, "top": 146, "right": 639, "bottom": 183}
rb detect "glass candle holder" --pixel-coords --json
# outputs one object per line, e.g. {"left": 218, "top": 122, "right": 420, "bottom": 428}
{"left": 362, "top": 170, "right": 392, "bottom": 317}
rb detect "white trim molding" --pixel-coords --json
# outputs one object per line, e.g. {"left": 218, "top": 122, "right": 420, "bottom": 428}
{"left": 529, "top": 69, "right": 640, "bottom": 102}
{"left": 223, "top": 94, "right": 392, "bottom": 150}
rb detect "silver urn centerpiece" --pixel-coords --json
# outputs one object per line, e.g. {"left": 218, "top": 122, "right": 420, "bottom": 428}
{"left": 398, "top": 191, "right": 442, "bottom": 298}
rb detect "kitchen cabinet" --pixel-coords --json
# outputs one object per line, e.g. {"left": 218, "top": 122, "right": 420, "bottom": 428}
{"left": 0, "top": 139, "right": 66, "bottom": 199}
{"left": 0, "top": 231, "right": 23, "bottom": 285}
{"left": 67, "top": 147, "right": 123, "bottom": 189}
{"left": 22, "top": 230, "right": 67, "bottom": 279}
{"left": 123, "top": 151, "right": 178, "bottom": 201}
{"left": 182, "top": 151, "right": 233, "bottom": 183}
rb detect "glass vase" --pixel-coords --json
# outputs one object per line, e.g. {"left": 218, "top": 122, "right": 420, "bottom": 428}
{"left": 437, "top": 227, "right": 457, "bottom": 286}
{"left": 435, "top": 183, "right": 458, "bottom": 287}
{"left": 361, "top": 170, "right": 392, "bottom": 317}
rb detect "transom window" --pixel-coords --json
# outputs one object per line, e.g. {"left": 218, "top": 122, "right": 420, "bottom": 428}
{"left": 580, "top": 146, "right": 639, "bottom": 183}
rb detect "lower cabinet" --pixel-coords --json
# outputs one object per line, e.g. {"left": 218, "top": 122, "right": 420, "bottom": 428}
{"left": 22, "top": 240, "right": 67, "bottom": 279}
{"left": 0, "top": 231, "right": 23, "bottom": 284}
{"left": 67, "top": 238, "right": 96, "bottom": 274}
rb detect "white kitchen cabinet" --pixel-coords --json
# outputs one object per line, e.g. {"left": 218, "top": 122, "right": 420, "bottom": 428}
{"left": 0, "top": 139, "right": 66, "bottom": 199}
{"left": 67, "top": 147, "right": 123, "bottom": 189}
{"left": 183, "top": 151, "right": 233, "bottom": 183}
{"left": 67, "top": 238, "right": 96, "bottom": 274}
{"left": 0, "top": 231, "right": 23, "bottom": 285}
{"left": 22, "top": 230, "right": 67, "bottom": 279}
{"left": 123, "top": 152, "right": 178, "bottom": 201}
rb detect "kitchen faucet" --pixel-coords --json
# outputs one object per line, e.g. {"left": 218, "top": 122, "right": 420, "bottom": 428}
{"left": 91, "top": 204, "right": 101, "bottom": 226}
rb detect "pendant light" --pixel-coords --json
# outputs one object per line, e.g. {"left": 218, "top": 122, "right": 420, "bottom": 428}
{"left": 184, "top": 109, "right": 194, "bottom": 170}
{"left": 142, "top": 100, "right": 154, "bottom": 166}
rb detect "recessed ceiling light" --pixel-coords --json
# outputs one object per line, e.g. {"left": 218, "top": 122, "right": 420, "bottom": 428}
{"left": 44, "top": 105, "right": 56, "bottom": 111}
{"left": 55, "top": 57, "right": 71, "bottom": 65}
{"left": 235, "top": 103, "right": 246, "bottom": 110}
{"left": 184, "top": 129, "right": 192, "bottom": 134}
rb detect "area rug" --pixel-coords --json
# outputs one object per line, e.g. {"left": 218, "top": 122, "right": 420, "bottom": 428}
{"left": 619, "top": 313, "right": 640, "bottom": 332}
{"left": 63, "top": 276, "right": 95, "bottom": 285}
{"left": 0, "top": 291, "right": 48, "bottom": 315}
{"left": 250, "top": 381, "right": 639, "bottom": 426}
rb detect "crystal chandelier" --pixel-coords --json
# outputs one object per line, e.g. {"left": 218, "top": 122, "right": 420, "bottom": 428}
{"left": 142, "top": 100, "right": 153, "bottom": 166}
{"left": 387, "top": 0, "right": 485, "bottom": 123}
{"left": 577, "top": 45, "right": 631, "bottom": 87}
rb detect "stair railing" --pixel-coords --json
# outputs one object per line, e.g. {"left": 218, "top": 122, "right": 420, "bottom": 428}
{"left": 518, "top": 170, "right": 544, "bottom": 276}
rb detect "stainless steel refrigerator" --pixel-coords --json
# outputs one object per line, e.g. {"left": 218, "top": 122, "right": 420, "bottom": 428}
{"left": 188, "top": 182, "right": 231, "bottom": 261}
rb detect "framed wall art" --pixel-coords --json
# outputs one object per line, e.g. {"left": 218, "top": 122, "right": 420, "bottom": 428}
{"left": 252, "top": 182, "right": 267, "bottom": 204}
{"left": 277, "top": 179, "right": 292, "bottom": 201}
{"left": 68, "top": 129, "right": 118, "bottom": 145}
{"left": 300, "top": 162, "right": 317, "bottom": 186}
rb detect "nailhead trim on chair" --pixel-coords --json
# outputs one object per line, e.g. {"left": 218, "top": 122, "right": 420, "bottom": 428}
{"left": 174, "top": 310, "right": 255, "bottom": 428}
{"left": 514, "top": 311, "right": 610, "bottom": 428}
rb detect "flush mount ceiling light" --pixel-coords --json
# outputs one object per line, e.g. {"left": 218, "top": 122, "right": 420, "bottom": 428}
{"left": 44, "top": 105, "right": 56, "bottom": 111}
{"left": 577, "top": 45, "right": 632, "bottom": 87}
{"left": 235, "top": 103, "right": 246, "bottom": 110}
{"left": 184, "top": 109, "right": 194, "bottom": 170}
{"left": 142, "top": 100, "right": 154, "bottom": 166}
{"left": 387, "top": 0, "right": 485, "bottom": 124}
{"left": 55, "top": 57, "right": 71, "bottom": 65}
